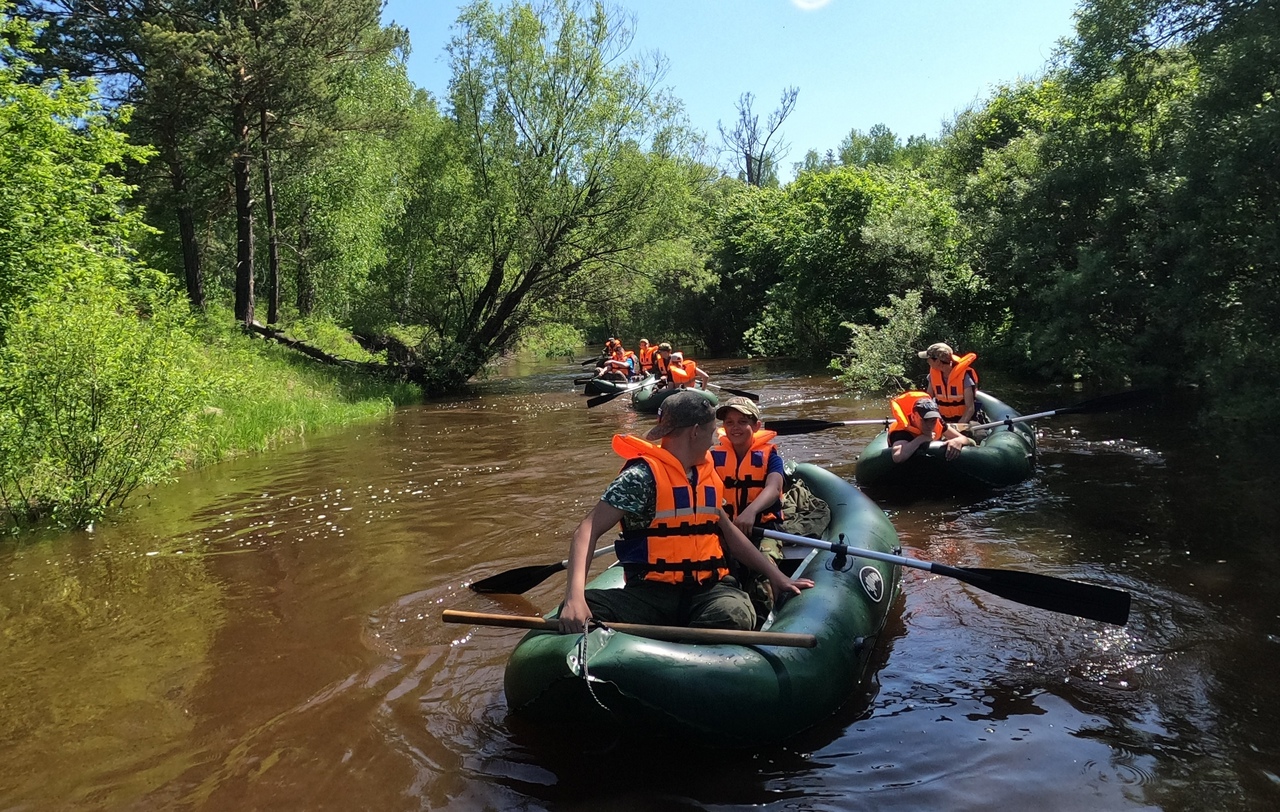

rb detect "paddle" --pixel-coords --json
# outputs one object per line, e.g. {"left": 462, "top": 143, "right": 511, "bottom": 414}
{"left": 968, "top": 389, "right": 1155, "bottom": 433}
{"left": 758, "top": 528, "right": 1131, "bottom": 626}
{"left": 573, "top": 375, "right": 596, "bottom": 386}
{"left": 586, "top": 380, "right": 651, "bottom": 408}
{"left": 471, "top": 545, "right": 616, "bottom": 594}
{"left": 704, "top": 382, "right": 760, "bottom": 402}
{"left": 766, "top": 417, "right": 892, "bottom": 436}
{"left": 442, "top": 609, "right": 817, "bottom": 648}
{"left": 580, "top": 357, "right": 604, "bottom": 366}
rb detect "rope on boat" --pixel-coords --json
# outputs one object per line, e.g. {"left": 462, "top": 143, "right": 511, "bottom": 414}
{"left": 575, "top": 621, "right": 614, "bottom": 713}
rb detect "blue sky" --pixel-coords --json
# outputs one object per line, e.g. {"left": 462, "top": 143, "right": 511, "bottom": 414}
{"left": 380, "top": 0, "right": 1081, "bottom": 179}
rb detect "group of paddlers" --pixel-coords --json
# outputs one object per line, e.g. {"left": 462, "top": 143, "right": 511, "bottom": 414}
{"left": 555, "top": 338, "right": 987, "bottom": 636}
{"left": 589, "top": 337, "right": 710, "bottom": 389}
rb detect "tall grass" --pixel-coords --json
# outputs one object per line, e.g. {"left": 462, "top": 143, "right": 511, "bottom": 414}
{"left": 187, "top": 316, "right": 421, "bottom": 467}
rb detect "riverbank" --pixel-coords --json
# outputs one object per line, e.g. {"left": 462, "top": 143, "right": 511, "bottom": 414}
{"left": 188, "top": 317, "right": 422, "bottom": 466}
{"left": 0, "top": 313, "right": 422, "bottom": 534}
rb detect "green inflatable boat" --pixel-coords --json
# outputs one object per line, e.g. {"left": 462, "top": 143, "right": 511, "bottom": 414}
{"left": 502, "top": 463, "right": 902, "bottom": 747}
{"left": 629, "top": 381, "right": 717, "bottom": 413}
{"left": 582, "top": 372, "right": 654, "bottom": 396}
{"left": 855, "top": 391, "right": 1037, "bottom": 493}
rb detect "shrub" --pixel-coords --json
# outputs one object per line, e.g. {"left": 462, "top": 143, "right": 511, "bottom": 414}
{"left": 831, "top": 290, "right": 935, "bottom": 395}
{"left": 0, "top": 279, "right": 212, "bottom": 529}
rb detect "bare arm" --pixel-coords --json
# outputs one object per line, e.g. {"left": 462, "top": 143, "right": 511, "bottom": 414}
{"left": 891, "top": 434, "right": 930, "bottom": 463}
{"left": 558, "top": 501, "right": 626, "bottom": 633}
{"left": 961, "top": 377, "right": 977, "bottom": 424}
{"left": 733, "top": 470, "right": 784, "bottom": 535}
{"left": 718, "top": 511, "right": 814, "bottom": 596}
{"left": 940, "top": 423, "right": 975, "bottom": 460}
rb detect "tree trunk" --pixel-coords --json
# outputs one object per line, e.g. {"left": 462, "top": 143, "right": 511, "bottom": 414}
{"left": 163, "top": 145, "right": 204, "bottom": 310}
{"left": 233, "top": 101, "right": 255, "bottom": 327}
{"left": 296, "top": 204, "right": 314, "bottom": 317}
{"left": 260, "top": 107, "right": 281, "bottom": 325}
{"left": 177, "top": 202, "right": 204, "bottom": 310}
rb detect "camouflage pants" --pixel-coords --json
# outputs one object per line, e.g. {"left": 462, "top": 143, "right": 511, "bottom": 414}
{"left": 736, "top": 533, "right": 784, "bottom": 628}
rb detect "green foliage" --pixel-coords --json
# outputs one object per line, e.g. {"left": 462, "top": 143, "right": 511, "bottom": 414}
{"left": 0, "top": 278, "right": 211, "bottom": 528}
{"left": 0, "top": 10, "right": 158, "bottom": 338}
{"left": 832, "top": 290, "right": 936, "bottom": 395}
{"left": 516, "top": 321, "right": 585, "bottom": 359}
{"left": 185, "top": 313, "right": 417, "bottom": 467}
{"left": 378, "top": 0, "right": 701, "bottom": 392}
{"left": 738, "top": 165, "right": 967, "bottom": 362}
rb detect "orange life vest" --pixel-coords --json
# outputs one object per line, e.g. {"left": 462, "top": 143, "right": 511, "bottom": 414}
{"left": 669, "top": 358, "right": 698, "bottom": 385}
{"left": 655, "top": 353, "right": 670, "bottom": 378}
{"left": 711, "top": 429, "right": 784, "bottom": 526}
{"left": 927, "top": 352, "right": 979, "bottom": 421}
{"left": 610, "top": 435, "right": 728, "bottom": 585}
{"left": 890, "top": 391, "right": 945, "bottom": 439}
{"left": 638, "top": 345, "right": 657, "bottom": 369}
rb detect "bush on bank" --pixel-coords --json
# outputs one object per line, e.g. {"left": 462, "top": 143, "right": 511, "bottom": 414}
{"left": 0, "top": 302, "right": 420, "bottom": 533}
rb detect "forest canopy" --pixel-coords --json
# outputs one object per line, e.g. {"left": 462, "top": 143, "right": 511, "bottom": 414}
{"left": 1, "top": 0, "right": 1276, "bottom": 525}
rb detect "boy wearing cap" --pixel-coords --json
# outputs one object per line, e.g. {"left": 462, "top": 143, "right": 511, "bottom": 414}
{"left": 652, "top": 342, "right": 673, "bottom": 384}
{"left": 558, "top": 391, "right": 813, "bottom": 634}
{"left": 888, "top": 391, "right": 974, "bottom": 463}
{"left": 711, "top": 396, "right": 788, "bottom": 623}
{"left": 919, "top": 342, "right": 980, "bottom": 426}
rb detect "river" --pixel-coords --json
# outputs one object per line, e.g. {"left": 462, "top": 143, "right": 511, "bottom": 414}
{"left": 2, "top": 356, "right": 1278, "bottom": 811}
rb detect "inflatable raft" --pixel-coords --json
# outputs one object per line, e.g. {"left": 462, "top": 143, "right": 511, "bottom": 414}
{"left": 855, "top": 391, "right": 1036, "bottom": 493}
{"left": 583, "top": 373, "right": 654, "bottom": 396}
{"left": 629, "top": 381, "right": 717, "bottom": 413}
{"left": 502, "top": 463, "right": 902, "bottom": 747}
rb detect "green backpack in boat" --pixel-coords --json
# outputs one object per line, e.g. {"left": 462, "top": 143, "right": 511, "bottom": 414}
{"left": 780, "top": 462, "right": 831, "bottom": 539}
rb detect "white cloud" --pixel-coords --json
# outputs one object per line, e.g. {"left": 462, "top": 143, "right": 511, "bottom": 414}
{"left": 791, "top": 0, "right": 833, "bottom": 10}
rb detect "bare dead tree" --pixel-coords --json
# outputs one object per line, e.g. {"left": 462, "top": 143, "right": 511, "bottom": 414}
{"left": 718, "top": 86, "right": 799, "bottom": 186}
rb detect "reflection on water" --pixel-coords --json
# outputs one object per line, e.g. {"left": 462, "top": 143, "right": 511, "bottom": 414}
{"left": 1, "top": 357, "right": 1278, "bottom": 810}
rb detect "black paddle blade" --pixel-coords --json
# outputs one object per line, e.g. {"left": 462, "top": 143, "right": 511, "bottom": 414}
{"left": 768, "top": 418, "right": 846, "bottom": 436}
{"left": 586, "top": 390, "right": 627, "bottom": 408}
{"left": 1059, "top": 389, "right": 1157, "bottom": 416}
{"left": 933, "top": 563, "right": 1131, "bottom": 625}
{"left": 714, "top": 385, "right": 760, "bottom": 402}
{"left": 470, "top": 561, "right": 567, "bottom": 594}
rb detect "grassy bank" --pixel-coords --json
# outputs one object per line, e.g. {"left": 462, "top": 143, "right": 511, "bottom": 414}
{"left": 0, "top": 308, "right": 422, "bottom": 532}
{"left": 188, "top": 316, "right": 423, "bottom": 466}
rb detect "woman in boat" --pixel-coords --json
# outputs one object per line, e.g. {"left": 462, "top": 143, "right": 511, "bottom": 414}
{"left": 557, "top": 391, "right": 813, "bottom": 634}
{"left": 711, "top": 396, "right": 787, "bottom": 622}
{"left": 919, "top": 342, "right": 980, "bottom": 426}
{"left": 888, "top": 392, "right": 974, "bottom": 463}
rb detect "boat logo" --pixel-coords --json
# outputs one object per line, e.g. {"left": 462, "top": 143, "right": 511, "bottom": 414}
{"left": 859, "top": 566, "right": 886, "bottom": 603}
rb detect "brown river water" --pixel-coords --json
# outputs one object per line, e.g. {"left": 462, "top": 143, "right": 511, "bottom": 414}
{"left": 2, "top": 355, "right": 1279, "bottom": 811}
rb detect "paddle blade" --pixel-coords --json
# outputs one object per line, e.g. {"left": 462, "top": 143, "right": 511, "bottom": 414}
{"left": 711, "top": 384, "right": 760, "bottom": 402}
{"left": 766, "top": 417, "right": 890, "bottom": 436}
{"left": 586, "top": 390, "right": 626, "bottom": 408}
{"left": 934, "top": 563, "right": 1131, "bottom": 625}
{"left": 768, "top": 418, "right": 846, "bottom": 436}
{"left": 1057, "top": 389, "right": 1156, "bottom": 416}
{"left": 470, "top": 561, "right": 566, "bottom": 594}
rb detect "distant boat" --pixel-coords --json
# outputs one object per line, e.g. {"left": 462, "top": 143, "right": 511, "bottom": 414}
{"left": 855, "top": 391, "right": 1037, "bottom": 493}
{"left": 582, "top": 372, "right": 654, "bottom": 396}
{"left": 629, "top": 380, "right": 716, "bottom": 413}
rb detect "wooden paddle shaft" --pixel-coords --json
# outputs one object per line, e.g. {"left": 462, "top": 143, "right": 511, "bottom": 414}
{"left": 442, "top": 609, "right": 817, "bottom": 648}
